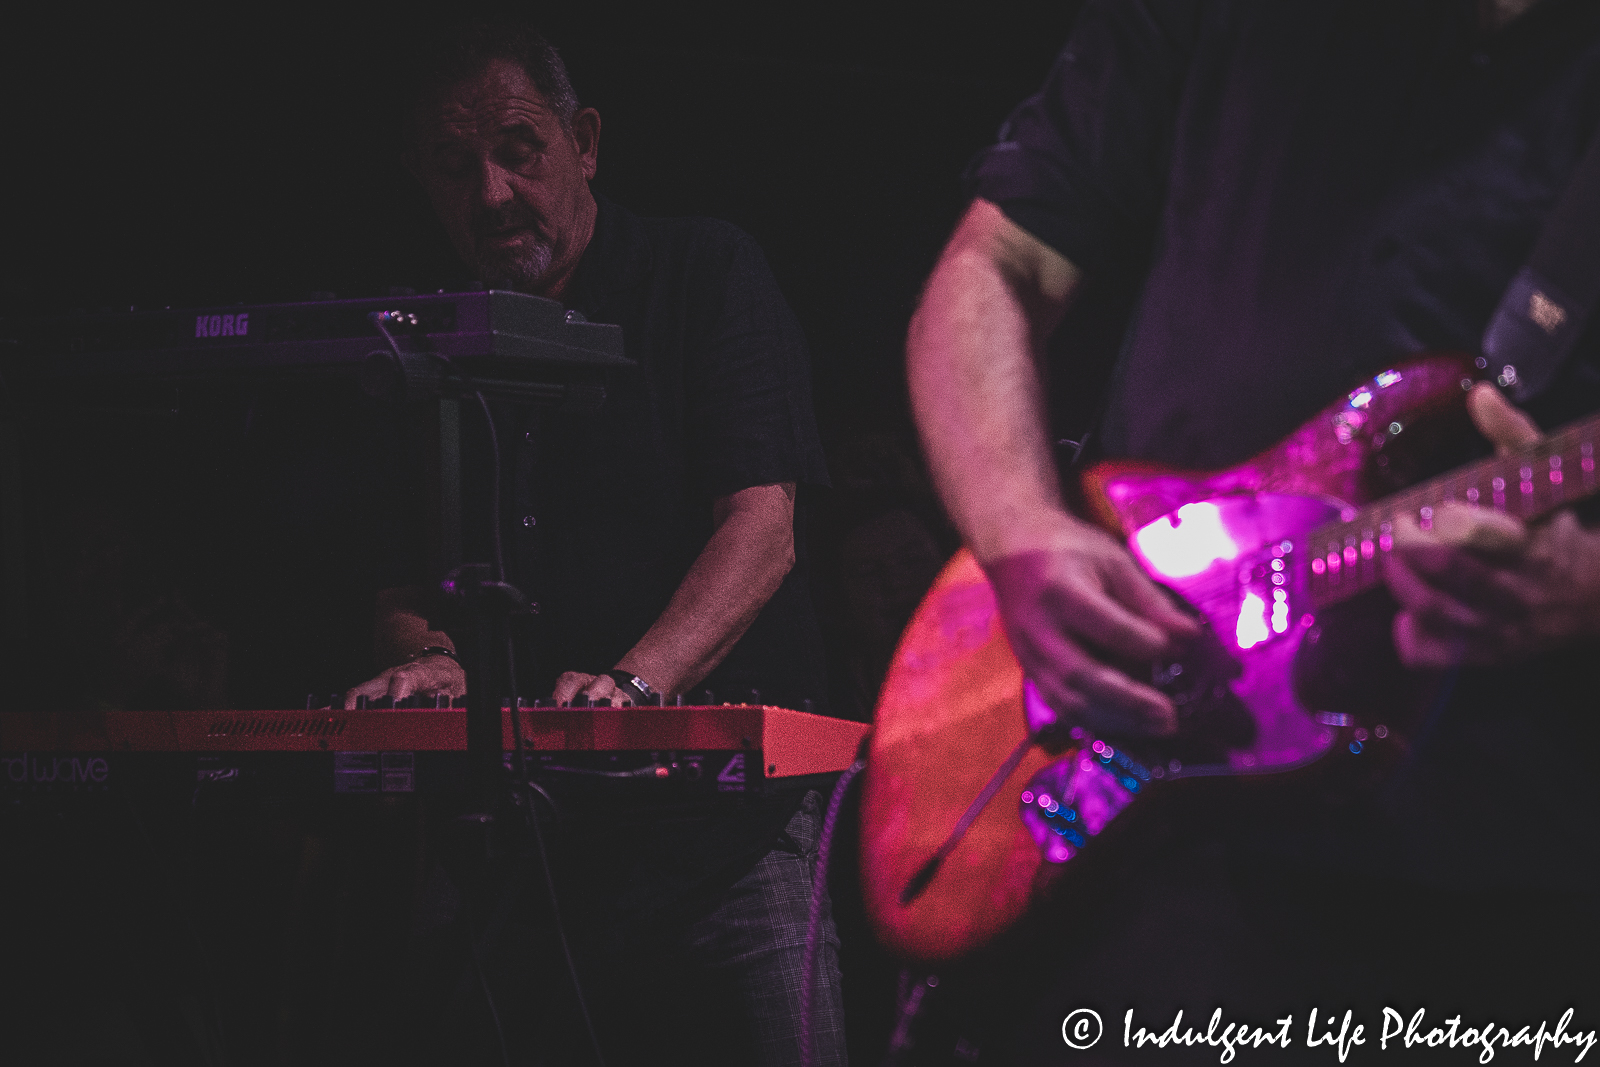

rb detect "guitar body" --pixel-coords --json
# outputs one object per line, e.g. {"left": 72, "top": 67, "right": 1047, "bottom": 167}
{"left": 861, "top": 355, "right": 1484, "bottom": 962}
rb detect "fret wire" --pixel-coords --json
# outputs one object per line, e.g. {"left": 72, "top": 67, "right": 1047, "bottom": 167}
{"left": 1337, "top": 432, "right": 1586, "bottom": 535}
{"left": 1302, "top": 415, "right": 1600, "bottom": 607}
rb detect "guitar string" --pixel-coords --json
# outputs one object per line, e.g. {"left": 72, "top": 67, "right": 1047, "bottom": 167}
{"left": 1305, "top": 422, "right": 1599, "bottom": 606}
{"left": 1130, "top": 417, "right": 1600, "bottom": 619}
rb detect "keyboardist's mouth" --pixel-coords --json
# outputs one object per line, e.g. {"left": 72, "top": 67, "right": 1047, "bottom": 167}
{"left": 483, "top": 227, "right": 531, "bottom": 246}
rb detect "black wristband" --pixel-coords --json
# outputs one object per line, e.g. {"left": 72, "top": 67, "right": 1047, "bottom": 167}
{"left": 409, "top": 645, "right": 459, "bottom": 665}
{"left": 605, "top": 669, "right": 657, "bottom": 702}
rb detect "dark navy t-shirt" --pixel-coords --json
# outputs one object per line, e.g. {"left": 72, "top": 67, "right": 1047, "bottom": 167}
{"left": 966, "top": 0, "right": 1600, "bottom": 891}
{"left": 968, "top": 0, "right": 1600, "bottom": 469}
{"left": 408, "top": 196, "right": 835, "bottom": 921}
{"left": 431, "top": 194, "right": 831, "bottom": 710}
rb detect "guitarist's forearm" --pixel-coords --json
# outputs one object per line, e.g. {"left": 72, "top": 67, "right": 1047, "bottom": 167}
{"left": 908, "top": 199, "right": 1086, "bottom": 563}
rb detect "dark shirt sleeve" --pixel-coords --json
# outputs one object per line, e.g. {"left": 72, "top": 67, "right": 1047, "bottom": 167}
{"left": 683, "top": 229, "right": 829, "bottom": 500}
{"left": 964, "top": 0, "right": 1206, "bottom": 277}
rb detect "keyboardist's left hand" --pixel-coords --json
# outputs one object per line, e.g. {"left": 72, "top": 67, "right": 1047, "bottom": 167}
{"left": 1387, "top": 384, "right": 1600, "bottom": 667}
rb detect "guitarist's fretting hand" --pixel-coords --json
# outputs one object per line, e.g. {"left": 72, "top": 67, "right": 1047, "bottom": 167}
{"left": 985, "top": 517, "right": 1200, "bottom": 738}
{"left": 1387, "top": 383, "right": 1600, "bottom": 668}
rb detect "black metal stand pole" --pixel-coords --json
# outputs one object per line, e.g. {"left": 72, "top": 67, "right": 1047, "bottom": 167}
{"left": 441, "top": 563, "right": 531, "bottom": 808}
{"left": 364, "top": 305, "right": 614, "bottom": 810}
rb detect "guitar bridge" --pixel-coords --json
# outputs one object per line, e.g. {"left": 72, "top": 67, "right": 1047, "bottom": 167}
{"left": 1020, "top": 743, "right": 1144, "bottom": 864}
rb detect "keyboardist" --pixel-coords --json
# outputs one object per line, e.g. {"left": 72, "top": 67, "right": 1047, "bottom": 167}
{"left": 342, "top": 17, "right": 842, "bottom": 1066}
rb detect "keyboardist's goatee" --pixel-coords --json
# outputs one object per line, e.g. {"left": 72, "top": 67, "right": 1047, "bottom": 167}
{"left": 465, "top": 197, "right": 555, "bottom": 289}
{"left": 473, "top": 226, "right": 555, "bottom": 292}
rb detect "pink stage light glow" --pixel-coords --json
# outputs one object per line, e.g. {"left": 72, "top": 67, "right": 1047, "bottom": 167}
{"left": 1133, "top": 501, "right": 1241, "bottom": 579}
{"left": 1235, "top": 590, "right": 1270, "bottom": 650}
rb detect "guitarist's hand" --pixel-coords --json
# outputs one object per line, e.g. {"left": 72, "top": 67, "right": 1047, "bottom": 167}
{"left": 1388, "top": 384, "right": 1600, "bottom": 667}
{"left": 984, "top": 513, "right": 1200, "bottom": 737}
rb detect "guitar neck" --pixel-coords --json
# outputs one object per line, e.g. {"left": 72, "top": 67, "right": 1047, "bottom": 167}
{"left": 1306, "top": 411, "right": 1600, "bottom": 606}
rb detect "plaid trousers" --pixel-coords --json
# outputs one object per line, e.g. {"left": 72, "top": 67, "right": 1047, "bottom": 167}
{"left": 678, "top": 788, "right": 848, "bottom": 1067}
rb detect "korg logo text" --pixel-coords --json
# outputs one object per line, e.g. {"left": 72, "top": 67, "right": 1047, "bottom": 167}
{"left": 2, "top": 754, "right": 109, "bottom": 786}
{"left": 195, "top": 312, "right": 249, "bottom": 338}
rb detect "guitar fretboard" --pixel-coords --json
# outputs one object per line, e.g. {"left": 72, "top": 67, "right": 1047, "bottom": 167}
{"left": 1305, "top": 412, "right": 1600, "bottom": 606}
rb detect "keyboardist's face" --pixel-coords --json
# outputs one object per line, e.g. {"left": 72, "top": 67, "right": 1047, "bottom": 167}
{"left": 408, "top": 59, "right": 600, "bottom": 296}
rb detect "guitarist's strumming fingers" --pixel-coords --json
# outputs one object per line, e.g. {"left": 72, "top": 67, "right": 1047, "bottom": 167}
{"left": 906, "top": 201, "right": 1194, "bottom": 737}
{"left": 1387, "top": 383, "right": 1600, "bottom": 669}
{"left": 983, "top": 512, "right": 1199, "bottom": 739}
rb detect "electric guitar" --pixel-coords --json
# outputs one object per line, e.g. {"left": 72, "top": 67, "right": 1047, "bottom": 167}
{"left": 860, "top": 354, "right": 1600, "bottom": 962}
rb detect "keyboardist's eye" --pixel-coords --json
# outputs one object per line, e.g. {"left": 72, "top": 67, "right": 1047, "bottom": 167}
{"left": 498, "top": 138, "right": 542, "bottom": 172}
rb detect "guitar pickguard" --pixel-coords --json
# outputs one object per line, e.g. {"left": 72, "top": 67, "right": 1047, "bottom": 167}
{"left": 1016, "top": 493, "right": 1348, "bottom": 868}
{"left": 1121, "top": 491, "right": 1344, "bottom": 775}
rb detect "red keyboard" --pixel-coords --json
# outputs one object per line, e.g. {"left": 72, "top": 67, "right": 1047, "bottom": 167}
{"left": 0, "top": 705, "right": 868, "bottom": 779}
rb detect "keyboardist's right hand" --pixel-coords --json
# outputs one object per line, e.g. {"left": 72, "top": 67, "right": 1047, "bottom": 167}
{"left": 343, "top": 654, "right": 466, "bottom": 710}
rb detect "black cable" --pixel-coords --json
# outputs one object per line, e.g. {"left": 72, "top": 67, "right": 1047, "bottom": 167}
{"left": 136, "top": 807, "right": 229, "bottom": 1066}
{"left": 469, "top": 932, "right": 514, "bottom": 1067}
{"left": 473, "top": 389, "right": 555, "bottom": 1067}
{"left": 525, "top": 778, "right": 561, "bottom": 820}
{"left": 898, "top": 735, "right": 1036, "bottom": 905}
{"left": 375, "top": 319, "right": 603, "bottom": 1063}
{"left": 534, "top": 762, "right": 672, "bottom": 779}
{"left": 471, "top": 391, "right": 508, "bottom": 585}
{"left": 474, "top": 389, "right": 604, "bottom": 1065}
{"left": 522, "top": 780, "right": 608, "bottom": 1067}
{"left": 471, "top": 390, "right": 529, "bottom": 796}
{"left": 800, "top": 760, "right": 865, "bottom": 1067}
{"left": 372, "top": 319, "right": 527, "bottom": 1063}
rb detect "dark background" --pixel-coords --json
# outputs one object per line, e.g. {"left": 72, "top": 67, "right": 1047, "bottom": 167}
{"left": 1, "top": 2, "right": 1085, "bottom": 713}
{"left": 4, "top": 1, "right": 1081, "bottom": 417}
{"left": 1, "top": 8, "right": 1090, "bottom": 1062}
